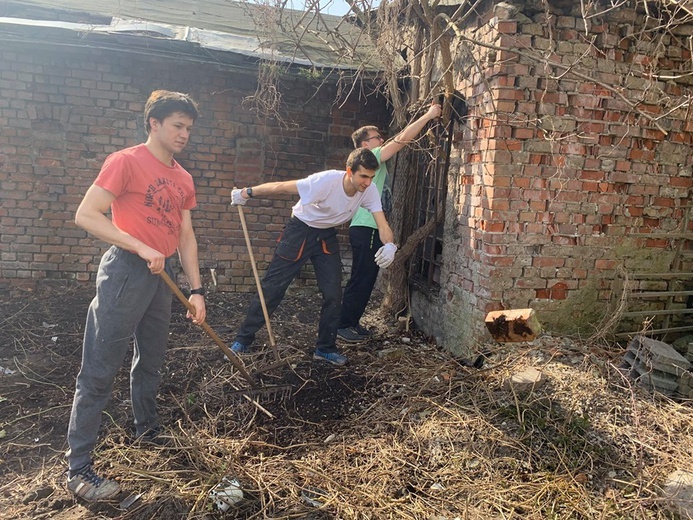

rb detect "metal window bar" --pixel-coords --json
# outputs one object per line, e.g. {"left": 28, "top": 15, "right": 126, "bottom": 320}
{"left": 410, "top": 118, "right": 452, "bottom": 291}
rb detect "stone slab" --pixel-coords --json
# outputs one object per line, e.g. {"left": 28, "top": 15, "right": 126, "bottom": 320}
{"left": 662, "top": 469, "right": 693, "bottom": 519}
{"left": 503, "top": 367, "right": 546, "bottom": 393}
{"left": 628, "top": 336, "right": 691, "bottom": 371}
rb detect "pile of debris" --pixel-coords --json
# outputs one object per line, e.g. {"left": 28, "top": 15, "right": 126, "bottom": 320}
{"left": 679, "top": 337, "right": 693, "bottom": 398}
{"left": 621, "top": 335, "right": 693, "bottom": 398}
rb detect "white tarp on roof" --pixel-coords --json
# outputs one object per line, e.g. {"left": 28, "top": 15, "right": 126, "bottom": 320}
{"left": 0, "top": 0, "right": 382, "bottom": 70}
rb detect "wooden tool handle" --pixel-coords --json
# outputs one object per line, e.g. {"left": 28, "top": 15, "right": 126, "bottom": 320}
{"left": 237, "top": 204, "right": 277, "bottom": 349}
{"left": 158, "top": 270, "right": 255, "bottom": 387}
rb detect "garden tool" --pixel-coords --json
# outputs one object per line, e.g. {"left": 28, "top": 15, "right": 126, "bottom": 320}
{"left": 236, "top": 203, "right": 297, "bottom": 376}
{"left": 159, "top": 270, "right": 291, "bottom": 412}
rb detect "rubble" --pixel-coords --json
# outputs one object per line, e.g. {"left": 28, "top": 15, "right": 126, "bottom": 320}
{"left": 621, "top": 336, "right": 693, "bottom": 398}
{"left": 662, "top": 469, "right": 693, "bottom": 520}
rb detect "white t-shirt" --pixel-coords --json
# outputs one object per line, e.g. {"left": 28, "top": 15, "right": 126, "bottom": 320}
{"left": 293, "top": 170, "right": 382, "bottom": 229}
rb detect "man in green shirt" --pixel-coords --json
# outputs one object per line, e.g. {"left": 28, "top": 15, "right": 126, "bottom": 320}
{"left": 338, "top": 102, "right": 442, "bottom": 342}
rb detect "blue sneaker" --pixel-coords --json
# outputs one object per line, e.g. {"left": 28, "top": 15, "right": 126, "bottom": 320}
{"left": 313, "top": 349, "right": 348, "bottom": 366}
{"left": 227, "top": 341, "right": 250, "bottom": 358}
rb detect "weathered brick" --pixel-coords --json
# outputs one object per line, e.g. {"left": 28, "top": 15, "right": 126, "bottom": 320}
{"left": 0, "top": 41, "right": 390, "bottom": 286}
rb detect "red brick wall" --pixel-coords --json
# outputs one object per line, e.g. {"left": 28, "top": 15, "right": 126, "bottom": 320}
{"left": 0, "top": 42, "right": 391, "bottom": 291}
{"left": 430, "top": 4, "right": 693, "bottom": 348}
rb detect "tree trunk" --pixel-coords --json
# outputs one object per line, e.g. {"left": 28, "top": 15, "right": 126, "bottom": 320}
{"left": 381, "top": 190, "right": 444, "bottom": 316}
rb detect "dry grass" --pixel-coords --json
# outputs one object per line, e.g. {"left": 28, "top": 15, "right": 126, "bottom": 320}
{"left": 0, "top": 286, "right": 692, "bottom": 519}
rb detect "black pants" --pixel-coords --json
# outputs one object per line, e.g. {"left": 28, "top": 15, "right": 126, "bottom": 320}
{"left": 235, "top": 218, "right": 342, "bottom": 353}
{"left": 339, "top": 226, "right": 382, "bottom": 329}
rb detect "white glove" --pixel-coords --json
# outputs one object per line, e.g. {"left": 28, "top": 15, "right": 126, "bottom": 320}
{"left": 231, "top": 188, "right": 248, "bottom": 206}
{"left": 374, "top": 243, "right": 397, "bottom": 269}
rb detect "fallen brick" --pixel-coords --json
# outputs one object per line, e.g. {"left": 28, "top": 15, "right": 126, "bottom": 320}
{"left": 485, "top": 308, "right": 542, "bottom": 343}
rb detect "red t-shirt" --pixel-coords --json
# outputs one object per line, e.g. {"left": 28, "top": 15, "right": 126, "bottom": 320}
{"left": 94, "top": 144, "right": 197, "bottom": 257}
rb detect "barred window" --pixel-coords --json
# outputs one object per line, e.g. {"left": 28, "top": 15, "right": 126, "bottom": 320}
{"left": 410, "top": 151, "right": 446, "bottom": 291}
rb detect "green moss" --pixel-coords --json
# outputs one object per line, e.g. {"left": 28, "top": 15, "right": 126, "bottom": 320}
{"left": 443, "top": 285, "right": 478, "bottom": 357}
{"left": 535, "top": 281, "right": 604, "bottom": 335}
{"left": 536, "top": 246, "right": 677, "bottom": 336}
{"left": 615, "top": 241, "right": 675, "bottom": 272}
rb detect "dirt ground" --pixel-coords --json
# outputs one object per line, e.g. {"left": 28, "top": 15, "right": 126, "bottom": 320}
{"left": 0, "top": 281, "right": 692, "bottom": 520}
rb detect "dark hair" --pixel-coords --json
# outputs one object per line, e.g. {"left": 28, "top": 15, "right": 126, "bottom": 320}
{"left": 346, "top": 147, "right": 379, "bottom": 172}
{"left": 144, "top": 90, "right": 200, "bottom": 133}
{"left": 351, "top": 125, "right": 379, "bottom": 148}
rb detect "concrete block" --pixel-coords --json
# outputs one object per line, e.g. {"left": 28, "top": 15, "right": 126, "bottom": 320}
{"left": 677, "top": 371, "right": 693, "bottom": 398}
{"left": 681, "top": 371, "right": 693, "bottom": 387}
{"left": 622, "top": 349, "right": 637, "bottom": 367}
{"left": 620, "top": 350, "right": 639, "bottom": 378}
{"left": 485, "top": 308, "right": 542, "bottom": 343}
{"left": 503, "top": 367, "right": 546, "bottom": 393}
{"left": 677, "top": 387, "right": 693, "bottom": 400}
{"left": 638, "top": 380, "right": 674, "bottom": 396}
{"left": 635, "top": 352, "right": 692, "bottom": 377}
{"left": 632, "top": 362, "right": 679, "bottom": 393}
{"left": 672, "top": 334, "right": 693, "bottom": 352}
{"left": 662, "top": 469, "right": 693, "bottom": 519}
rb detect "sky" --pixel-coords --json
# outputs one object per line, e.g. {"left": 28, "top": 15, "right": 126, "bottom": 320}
{"left": 319, "top": 0, "right": 353, "bottom": 16}
{"left": 249, "top": 0, "right": 358, "bottom": 17}
{"left": 289, "top": 0, "right": 349, "bottom": 16}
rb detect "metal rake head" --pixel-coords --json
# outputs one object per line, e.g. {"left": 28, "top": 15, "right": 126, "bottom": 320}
{"left": 228, "top": 384, "right": 293, "bottom": 405}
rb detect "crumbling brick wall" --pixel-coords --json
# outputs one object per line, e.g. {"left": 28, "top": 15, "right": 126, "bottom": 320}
{"left": 0, "top": 42, "right": 390, "bottom": 292}
{"left": 415, "top": 2, "right": 693, "bottom": 352}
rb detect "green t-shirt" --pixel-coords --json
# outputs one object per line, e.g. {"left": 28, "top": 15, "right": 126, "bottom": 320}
{"left": 350, "top": 147, "right": 387, "bottom": 229}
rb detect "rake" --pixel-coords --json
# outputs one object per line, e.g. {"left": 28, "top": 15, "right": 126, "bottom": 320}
{"left": 159, "top": 270, "right": 292, "bottom": 415}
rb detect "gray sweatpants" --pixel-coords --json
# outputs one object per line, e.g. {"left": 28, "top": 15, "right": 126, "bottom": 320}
{"left": 66, "top": 246, "right": 172, "bottom": 472}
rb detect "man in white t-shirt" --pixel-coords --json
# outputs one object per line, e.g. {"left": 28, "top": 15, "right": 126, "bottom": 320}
{"left": 229, "top": 148, "right": 396, "bottom": 366}
{"left": 338, "top": 102, "right": 441, "bottom": 343}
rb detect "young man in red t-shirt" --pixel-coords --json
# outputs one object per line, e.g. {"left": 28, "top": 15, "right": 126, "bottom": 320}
{"left": 65, "top": 90, "right": 207, "bottom": 502}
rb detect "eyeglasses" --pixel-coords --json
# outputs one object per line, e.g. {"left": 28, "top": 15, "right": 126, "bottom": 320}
{"left": 364, "top": 135, "right": 384, "bottom": 142}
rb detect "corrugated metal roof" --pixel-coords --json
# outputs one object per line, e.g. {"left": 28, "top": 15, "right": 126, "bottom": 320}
{"left": 0, "top": 0, "right": 382, "bottom": 71}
